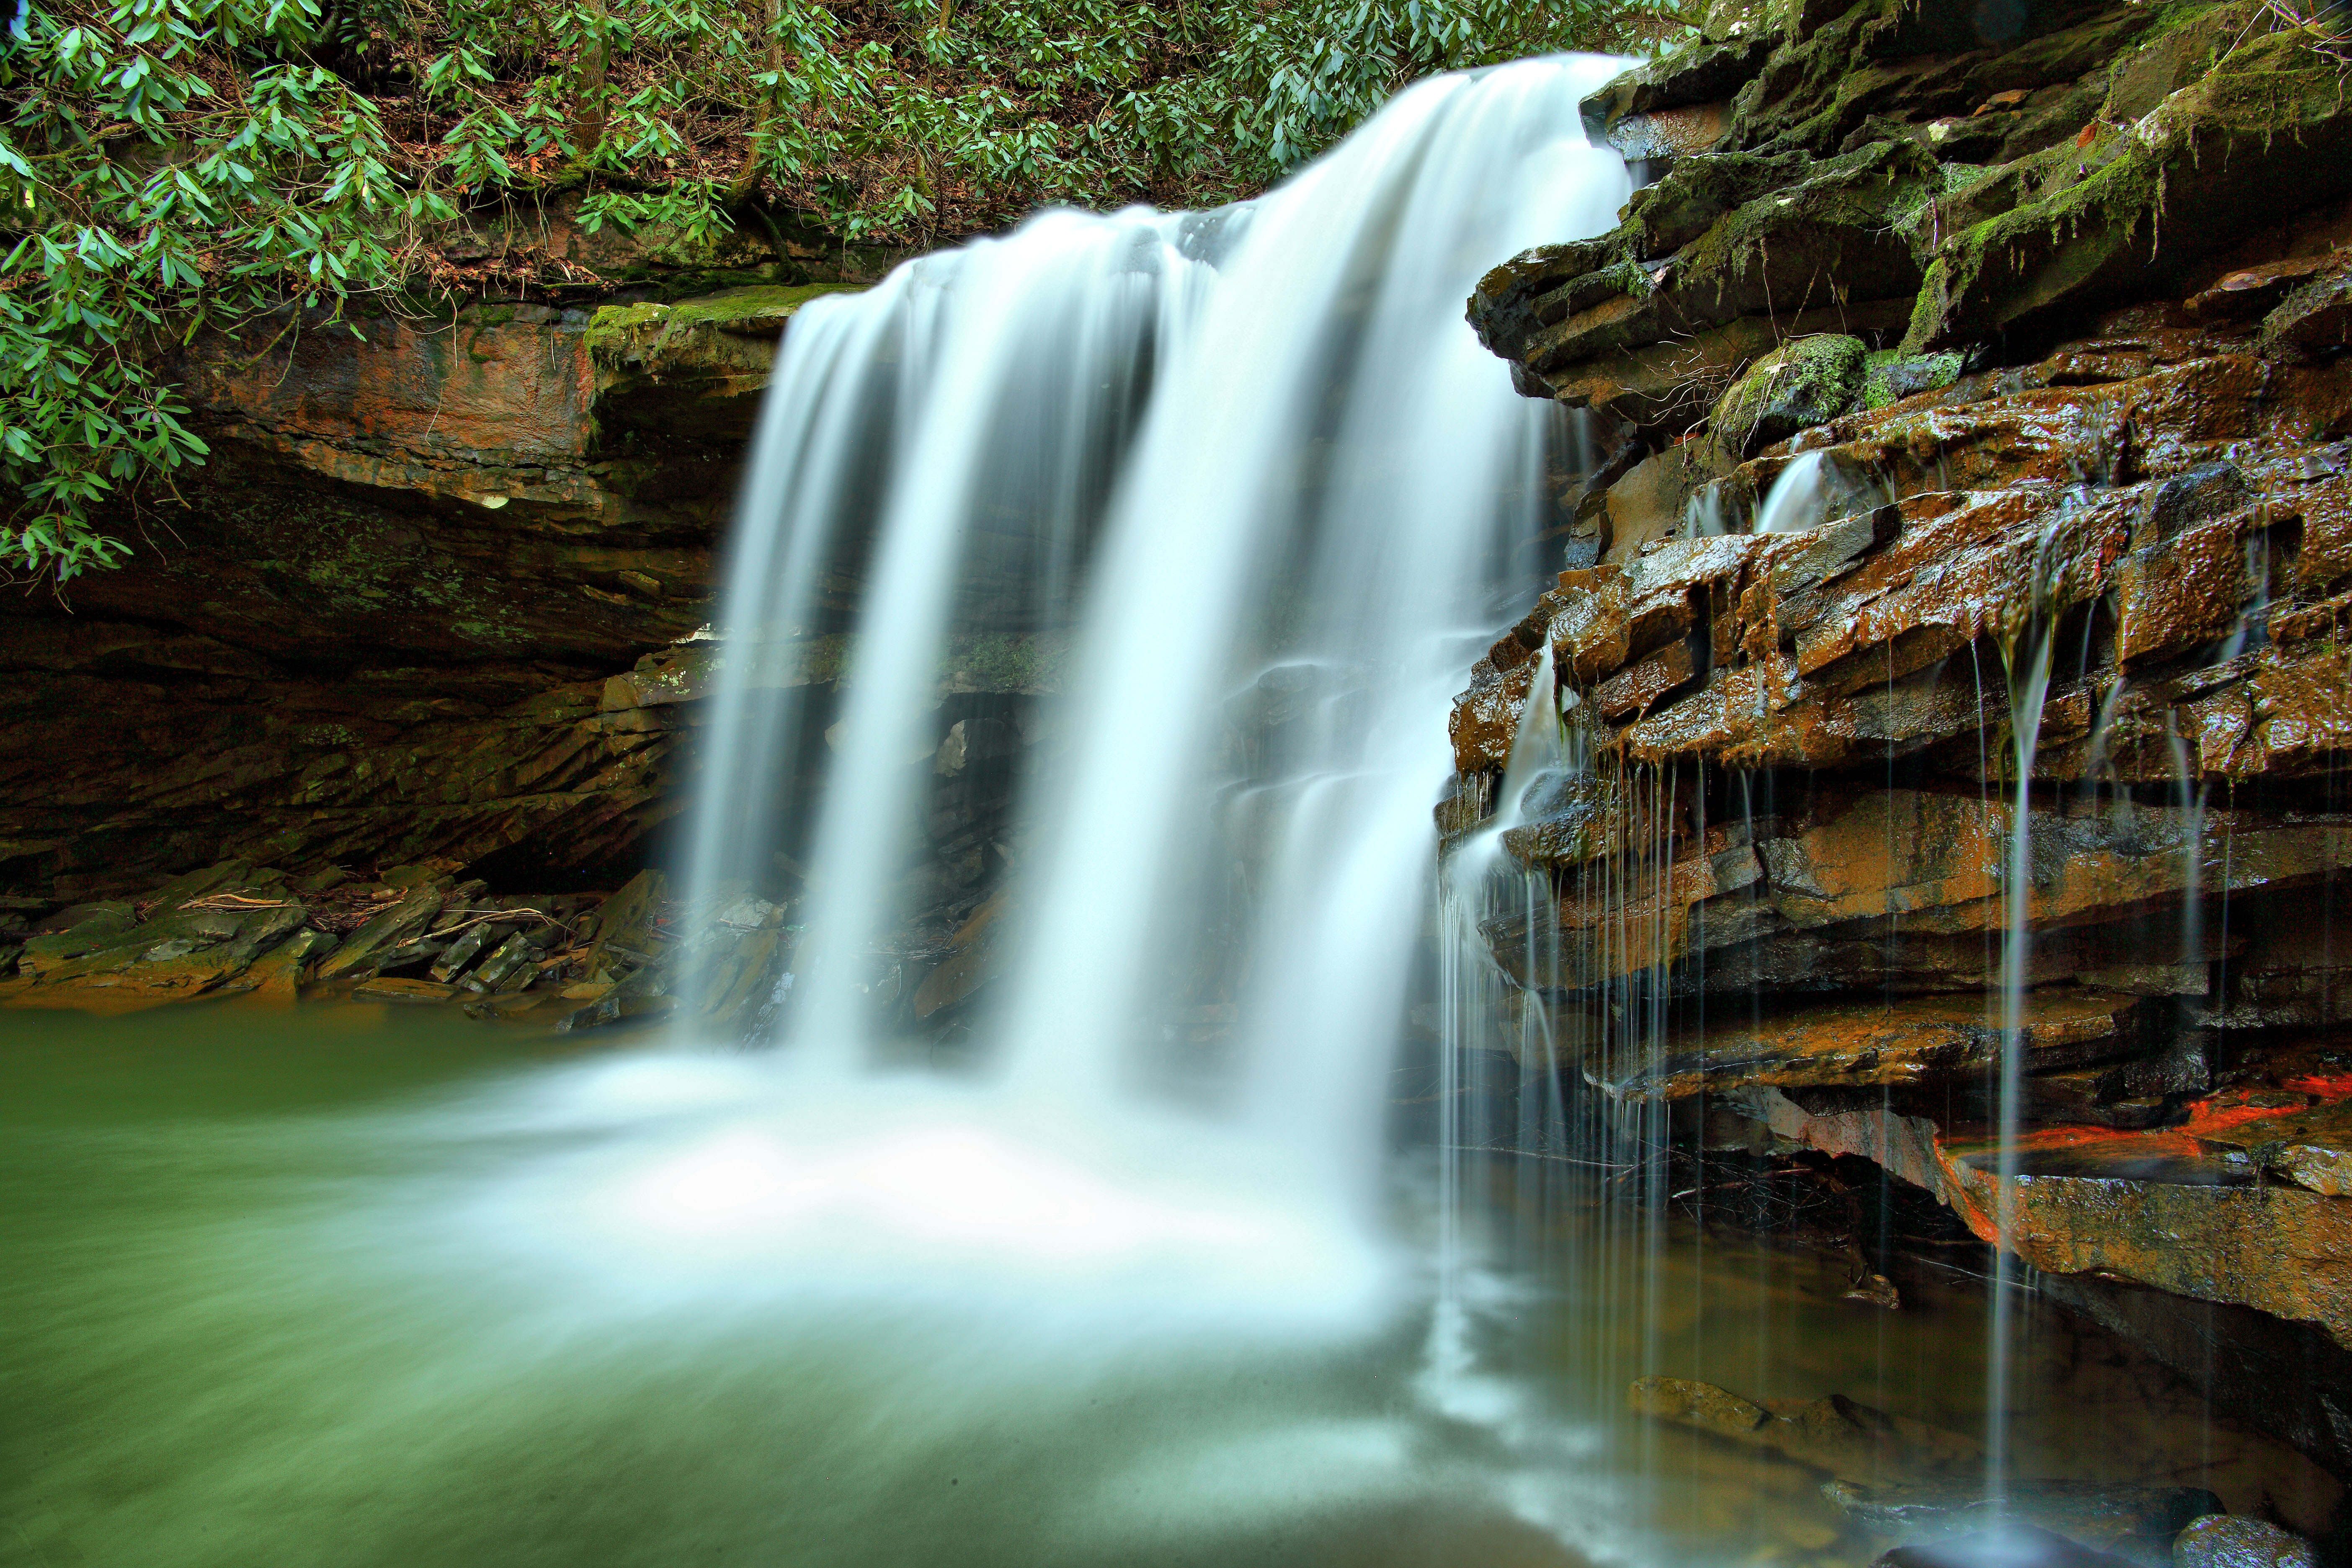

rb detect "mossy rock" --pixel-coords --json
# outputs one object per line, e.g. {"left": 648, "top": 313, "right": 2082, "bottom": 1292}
{"left": 588, "top": 284, "right": 863, "bottom": 443}
{"left": 584, "top": 284, "right": 859, "bottom": 371}
{"left": 1904, "top": 24, "right": 2352, "bottom": 352}
{"left": 1710, "top": 333, "right": 1867, "bottom": 452}
{"left": 1859, "top": 348, "right": 1964, "bottom": 409}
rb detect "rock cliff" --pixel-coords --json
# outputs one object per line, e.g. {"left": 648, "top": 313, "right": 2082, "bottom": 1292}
{"left": 0, "top": 228, "right": 1068, "bottom": 1033}
{"left": 1450, "top": 0, "right": 2352, "bottom": 1484}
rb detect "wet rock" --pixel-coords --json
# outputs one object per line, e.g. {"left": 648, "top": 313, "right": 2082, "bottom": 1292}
{"left": 0, "top": 281, "right": 878, "bottom": 911}
{"left": 1905, "top": 31, "right": 2352, "bottom": 352}
{"left": 1578, "top": 34, "right": 1772, "bottom": 152}
{"left": 1742, "top": 1085, "right": 2352, "bottom": 1350}
{"left": 551, "top": 963, "right": 675, "bottom": 1034}
{"left": 17, "top": 905, "right": 140, "bottom": 976}
{"left": 1830, "top": 1478, "right": 2220, "bottom": 1563}
{"left": 2037, "top": 1269, "right": 2352, "bottom": 1501}
{"left": 2191, "top": 1099, "right": 2352, "bottom": 1197}
{"left": 1711, "top": 335, "right": 1868, "bottom": 454}
{"left": 2171, "top": 1514, "right": 2316, "bottom": 1568}
{"left": 4, "top": 874, "right": 309, "bottom": 1009}
{"left": 587, "top": 285, "right": 858, "bottom": 443}
{"left": 583, "top": 870, "right": 668, "bottom": 982}
{"left": 429, "top": 922, "right": 508, "bottom": 984}
{"left": 1454, "top": 0, "right": 2352, "bottom": 1491}
{"left": 2190, "top": 254, "right": 2345, "bottom": 323}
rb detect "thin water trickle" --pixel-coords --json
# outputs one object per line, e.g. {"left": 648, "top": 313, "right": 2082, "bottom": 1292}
{"left": 1752, "top": 451, "right": 1828, "bottom": 534}
{"left": 1987, "top": 614, "right": 2056, "bottom": 1510}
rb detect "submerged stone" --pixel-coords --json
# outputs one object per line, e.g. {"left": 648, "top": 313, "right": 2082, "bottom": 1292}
{"left": 1831, "top": 1478, "right": 2221, "bottom": 1563}
{"left": 1872, "top": 1524, "right": 2138, "bottom": 1568}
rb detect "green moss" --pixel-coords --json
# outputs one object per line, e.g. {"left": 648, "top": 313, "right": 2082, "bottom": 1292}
{"left": 585, "top": 285, "right": 861, "bottom": 368}
{"left": 1710, "top": 332, "right": 1865, "bottom": 452}
{"left": 1859, "top": 348, "right": 1962, "bottom": 409}
{"left": 1903, "top": 25, "right": 2349, "bottom": 353}
{"left": 1674, "top": 139, "right": 1939, "bottom": 296}
{"left": 584, "top": 302, "right": 673, "bottom": 361}
{"left": 942, "top": 633, "right": 1069, "bottom": 694}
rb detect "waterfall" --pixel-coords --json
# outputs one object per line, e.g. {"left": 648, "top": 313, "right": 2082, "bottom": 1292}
{"left": 682, "top": 56, "right": 1632, "bottom": 1215}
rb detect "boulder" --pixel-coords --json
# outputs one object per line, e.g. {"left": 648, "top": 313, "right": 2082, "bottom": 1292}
{"left": 2171, "top": 1515, "right": 2316, "bottom": 1568}
{"left": 1710, "top": 334, "right": 1868, "bottom": 454}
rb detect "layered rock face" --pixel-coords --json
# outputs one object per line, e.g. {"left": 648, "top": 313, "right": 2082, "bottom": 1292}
{"left": 0, "top": 227, "right": 1073, "bottom": 1027}
{"left": 1449, "top": 0, "right": 2352, "bottom": 1482}
{"left": 0, "top": 284, "right": 801, "bottom": 910}
{"left": 0, "top": 156, "right": 928, "bottom": 919}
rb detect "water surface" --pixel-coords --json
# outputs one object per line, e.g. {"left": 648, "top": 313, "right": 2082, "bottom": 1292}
{"left": 6, "top": 1006, "right": 2331, "bottom": 1568}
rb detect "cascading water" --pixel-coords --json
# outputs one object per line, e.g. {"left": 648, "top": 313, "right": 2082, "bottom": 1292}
{"left": 18, "top": 36, "right": 2331, "bottom": 1568}
{"left": 681, "top": 57, "right": 1630, "bottom": 1200}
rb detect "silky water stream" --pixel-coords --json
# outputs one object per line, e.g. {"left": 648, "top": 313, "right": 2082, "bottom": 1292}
{"left": 2, "top": 55, "right": 2333, "bottom": 1568}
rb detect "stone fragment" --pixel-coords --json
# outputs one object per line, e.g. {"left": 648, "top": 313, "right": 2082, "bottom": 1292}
{"left": 464, "top": 990, "right": 554, "bottom": 1019}
{"left": 462, "top": 933, "right": 536, "bottom": 994}
{"left": 244, "top": 927, "right": 335, "bottom": 1000}
{"left": 2172, "top": 1514, "right": 2316, "bottom": 1568}
{"left": 1710, "top": 335, "right": 1867, "bottom": 455}
{"left": 352, "top": 976, "right": 459, "bottom": 1003}
{"left": 429, "top": 923, "right": 507, "bottom": 983}
{"left": 16, "top": 904, "right": 139, "bottom": 975}
{"left": 314, "top": 885, "right": 447, "bottom": 982}
{"left": 551, "top": 965, "right": 674, "bottom": 1033}
{"left": 2258, "top": 271, "right": 2352, "bottom": 364}
{"left": 583, "top": 869, "right": 668, "bottom": 981}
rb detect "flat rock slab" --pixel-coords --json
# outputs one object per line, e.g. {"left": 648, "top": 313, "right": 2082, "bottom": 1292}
{"left": 351, "top": 976, "right": 460, "bottom": 1004}
{"left": 1593, "top": 988, "right": 2140, "bottom": 1101}
{"left": 1741, "top": 1087, "right": 2352, "bottom": 1350}
{"left": 2191, "top": 1095, "right": 2352, "bottom": 1197}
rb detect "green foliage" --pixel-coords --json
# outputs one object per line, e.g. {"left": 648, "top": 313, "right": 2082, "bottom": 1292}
{"left": 3, "top": 0, "right": 459, "bottom": 577}
{"left": 1, "top": 0, "right": 1684, "bottom": 578}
